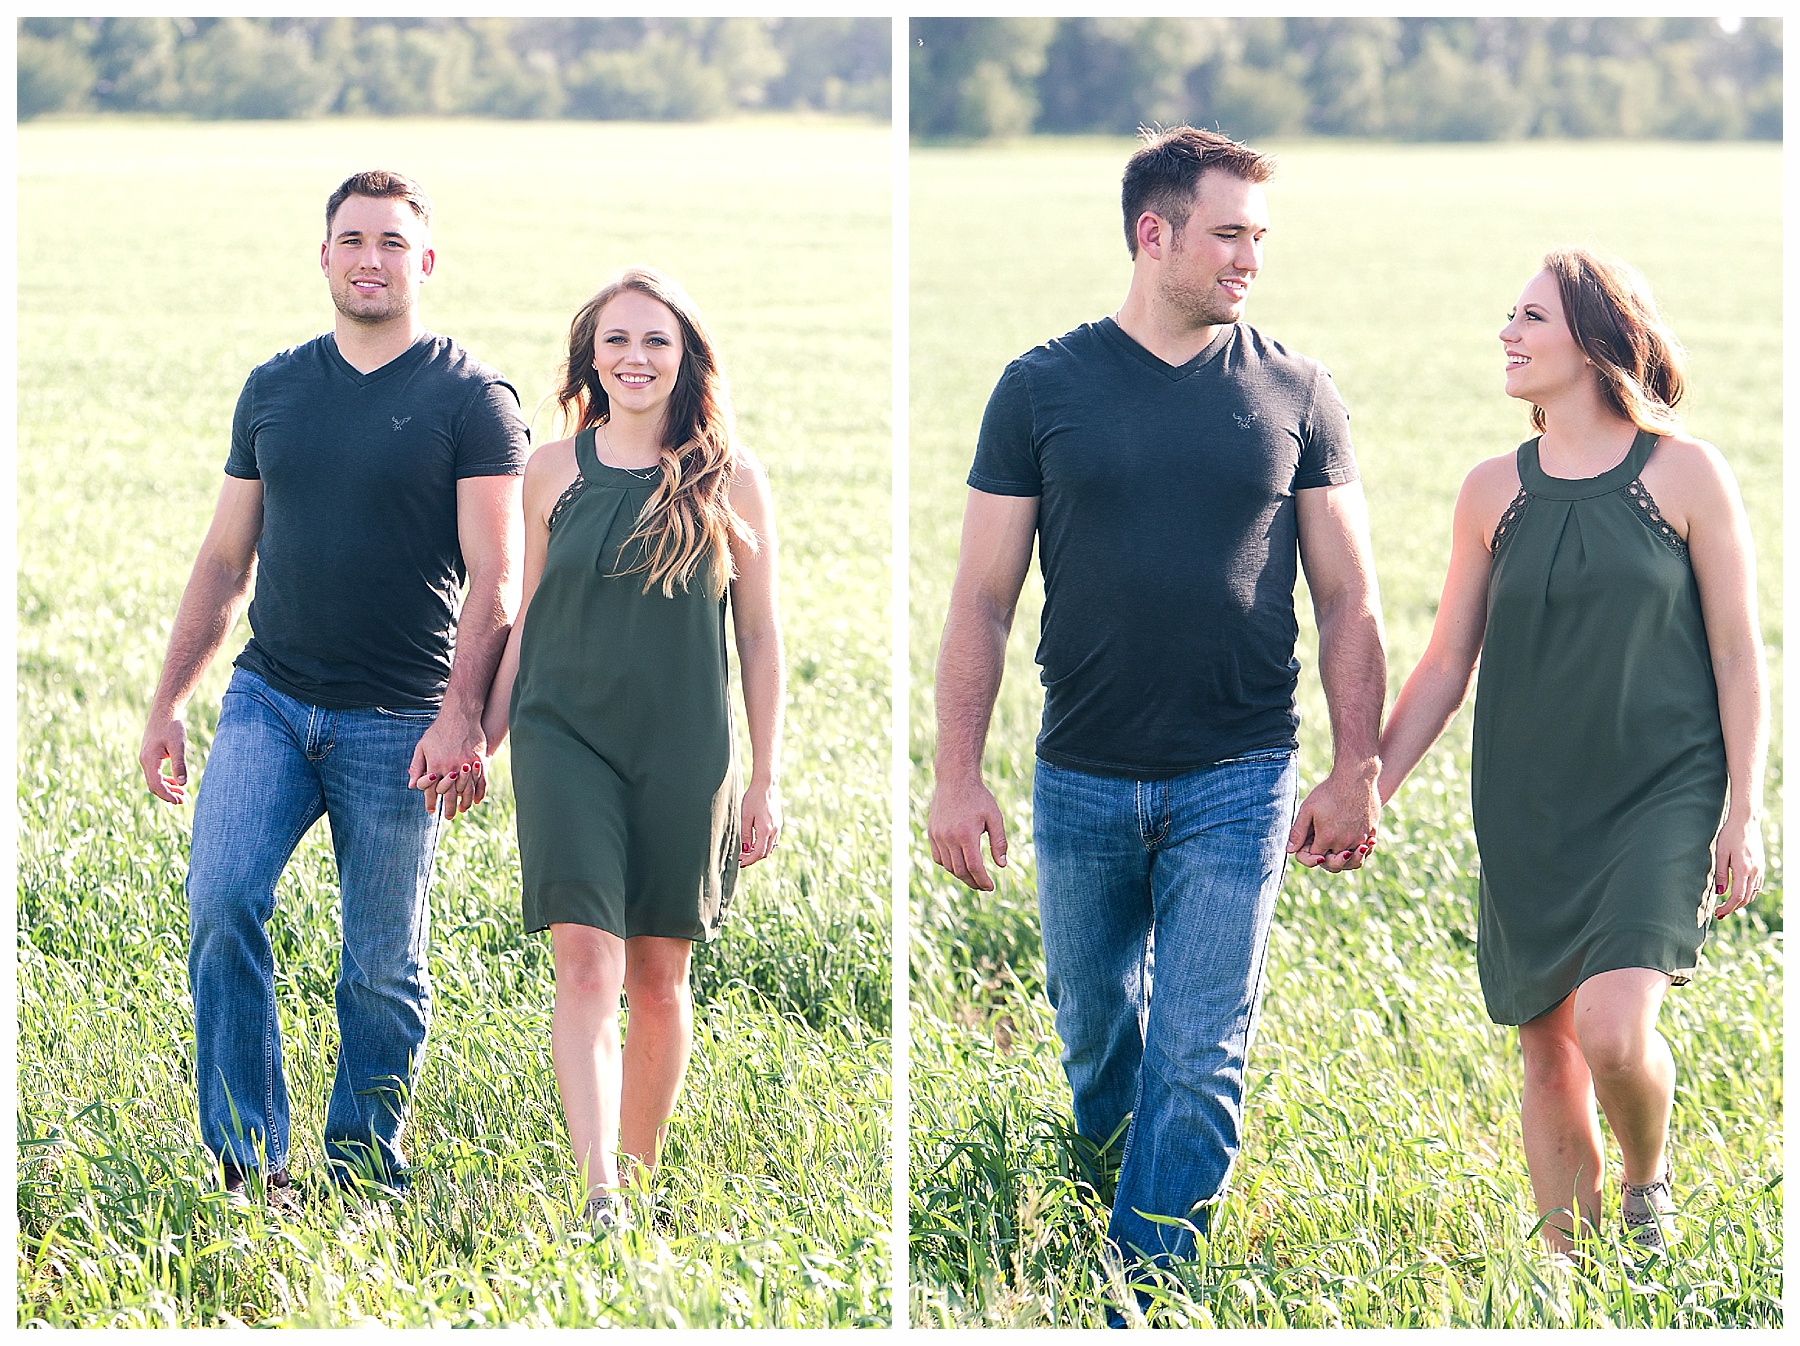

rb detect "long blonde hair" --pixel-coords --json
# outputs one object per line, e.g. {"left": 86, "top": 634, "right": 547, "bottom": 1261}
{"left": 1534, "top": 247, "right": 1687, "bottom": 437}
{"left": 555, "top": 267, "right": 754, "bottom": 597}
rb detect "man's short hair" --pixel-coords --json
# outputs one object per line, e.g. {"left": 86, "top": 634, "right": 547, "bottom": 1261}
{"left": 1121, "top": 127, "right": 1274, "bottom": 258}
{"left": 325, "top": 169, "right": 433, "bottom": 237}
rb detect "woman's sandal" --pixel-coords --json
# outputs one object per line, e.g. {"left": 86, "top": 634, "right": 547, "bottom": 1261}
{"left": 1621, "top": 1156, "right": 1675, "bottom": 1253}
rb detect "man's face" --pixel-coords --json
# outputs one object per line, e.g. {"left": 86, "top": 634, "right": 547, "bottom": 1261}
{"left": 1156, "top": 170, "right": 1269, "bottom": 330}
{"left": 320, "top": 194, "right": 434, "bottom": 326}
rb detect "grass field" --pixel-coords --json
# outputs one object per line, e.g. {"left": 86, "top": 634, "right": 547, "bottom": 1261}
{"left": 17, "top": 116, "right": 892, "bottom": 1327}
{"left": 908, "top": 139, "right": 1782, "bottom": 1327}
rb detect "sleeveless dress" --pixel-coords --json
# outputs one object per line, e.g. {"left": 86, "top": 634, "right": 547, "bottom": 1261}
{"left": 509, "top": 426, "right": 739, "bottom": 942}
{"left": 1470, "top": 429, "right": 1727, "bottom": 1025}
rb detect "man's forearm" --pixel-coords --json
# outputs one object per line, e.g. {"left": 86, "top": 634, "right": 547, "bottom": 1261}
{"left": 440, "top": 576, "right": 513, "bottom": 728}
{"left": 1315, "top": 596, "right": 1386, "bottom": 770}
{"left": 933, "top": 601, "right": 1011, "bottom": 783}
{"left": 151, "top": 556, "right": 256, "bottom": 718}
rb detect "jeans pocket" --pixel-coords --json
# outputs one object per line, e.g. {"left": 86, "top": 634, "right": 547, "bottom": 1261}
{"left": 373, "top": 706, "right": 438, "bottom": 722}
{"left": 1214, "top": 747, "right": 1293, "bottom": 767}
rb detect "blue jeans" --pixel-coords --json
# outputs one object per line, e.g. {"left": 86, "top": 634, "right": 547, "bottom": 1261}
{"left": 187, "top": 667, "right": 441, "bottom": 1184}
{"left": 1034, "top": 750, "right": 1297, "bottom": 1267}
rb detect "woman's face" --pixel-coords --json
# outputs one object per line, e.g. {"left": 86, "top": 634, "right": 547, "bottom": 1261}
{"left": 1499, "top": 268, "right": 1591, "bottom": 407}
{"left": 593, "top": 290, "right": 684, "bottom": 419}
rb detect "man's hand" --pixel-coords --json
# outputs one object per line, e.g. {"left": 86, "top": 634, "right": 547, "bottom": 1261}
{"left": 140, "top": 712, "right": 191, "bottom": 805}
{"left": 1288, "top": 761, "right": 1380, "bottom": 873}
{"left": 928, "top": 775, "right": 1009, "bottom": 892}
{"left": 408, "top": 710, "right": 488, "bottom": 820}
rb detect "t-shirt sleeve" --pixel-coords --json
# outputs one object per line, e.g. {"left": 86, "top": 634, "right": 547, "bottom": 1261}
{"left": 967, "top": 361, "right": 1042, "bottom": 497}
{"left": 223, "top": 374, "right": 260, "bottom": 479}
{"left": 1294, "top": 363, "right": 1359, "bottom": 490}
{"left": 453, "top": 379, "right": 531, "bottom": 478}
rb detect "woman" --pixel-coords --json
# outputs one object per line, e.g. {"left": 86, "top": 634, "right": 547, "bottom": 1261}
{"left": 1377, "top": 248, "right": 1766, "bottom": 1254}
{"left": 482, "top": 267, "right": 784, "bottom": 1227}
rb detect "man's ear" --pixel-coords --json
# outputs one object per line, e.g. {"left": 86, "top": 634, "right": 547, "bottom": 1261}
{"left": 1136, "top": 211, "right": 1170, "bottom": 262}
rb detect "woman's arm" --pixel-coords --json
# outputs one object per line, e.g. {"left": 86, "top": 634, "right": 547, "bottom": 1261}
{"left": 727, "top": 449, "right": 786, "bottom": 868}
{"left": 480, "top": 440, "right": 573, "bottom": 751}
{"left": 1376, "top": 457, "right": 1512, "bottom": 804}
{"left": 1676, "top": 438, "right": 1768, "bottom": 918}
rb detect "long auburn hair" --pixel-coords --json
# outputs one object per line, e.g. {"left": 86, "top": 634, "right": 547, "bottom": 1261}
{"left": 555, "top": 267, "right": 754, "bottom": 597}
{"left": 1533, "top": 247, "right": 1686, "bottom": 437}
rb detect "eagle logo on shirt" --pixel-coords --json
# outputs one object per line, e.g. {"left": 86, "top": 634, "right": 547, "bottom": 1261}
{"left": 392, "top": 416, "right": 412, "bottom": 432}
{"left": 1234, "top": 412, "right": 1257, "bottom": 429}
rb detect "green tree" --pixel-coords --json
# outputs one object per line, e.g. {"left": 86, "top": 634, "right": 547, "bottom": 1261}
{"left": 464, "top": 17, "right": 563, "bottom": 118}
{"left": 1386, "top": 29, "right": 1526, "bottom": 140}
{"left": 90, "top": 17, "right": 185, "bottom": 112}
{"left": 704, "top": 18, "right": 785, "bottom": 108}
{"left": 339, "top": 23, "right": 477, "bottom": 116}
{"left": 17, "top": 28, "right": 95, "bottom": 119}
{"left": 180, "top": 17, "right": 335, "bottom": 118}
{"left": 910, "top": 18, "right": 1054, "bottom": 138}
{"left": 1038, "top": 18, "right": 1221, "bottom": 134}
{"left": 564, "top": 34, "right": 729, "bottom": 120}
{"left": 766, "top": 18, "right": 889, "bottom": 113}
{"left": 1297, "top": 18, "right": 1401, "bottom": 136}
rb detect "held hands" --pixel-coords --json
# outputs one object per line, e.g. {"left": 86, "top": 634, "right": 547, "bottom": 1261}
{"left": 408, "top": 710, "right": 489, "bottom": 820}
{"left": 140, "top": 712, "right": 190, "bottom": 804}
{"left": 739, "top": 779, "right": 783, "bottom": 868}
{"left": 1288, "top": 760, "right": 1381, "bottom": 873}
{"left": 928, "top": 775, "right": 1008, "bottom": 892}
{"left": 1712, "top": 813, "right": 1763, "bottom": 918}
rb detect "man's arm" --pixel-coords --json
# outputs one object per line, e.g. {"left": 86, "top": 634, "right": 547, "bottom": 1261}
{"left": 927, "top": 489, "right": 1038, "bottom": 891}
{"left": 139, "top": 476, "right": 266, "bottom": 803}
{"left": 1291, "top": 480, "right": 1387, "bottom": 872}
{"left": 412, "top": 473, "right": 523, "bottom": 817}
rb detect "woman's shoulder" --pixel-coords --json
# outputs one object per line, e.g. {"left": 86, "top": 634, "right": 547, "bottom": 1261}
{"left": 1642, "top": 431, "right": 1742, "bottom": 532}
{"left": 727, "top": 442, "right": 772, "bottom": 493}
{"left": 523, "top": 435, "right": 582, "bottom": 515}
{"left": 1455, "top": 449, "right": 1525, "bottom": 548}
{"left": 728, "top": 440, "right": 765, "bottom": 475}
{"left": 1645, "top": 431, "right": 1731, "bottom": 482}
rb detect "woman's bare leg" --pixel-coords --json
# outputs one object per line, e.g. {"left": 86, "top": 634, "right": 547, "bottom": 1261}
{"left": 1517, "top": 994, "right": 1604, "bottom": 1250}
{"left": 1572, "top": 967, "right": 1674, "bottom": 1186}
{"left": 619, "top": 935, "right": 694, "bottom": 1181}
{"left": 549, "top": 923, "right": 628, "bottom": 1202}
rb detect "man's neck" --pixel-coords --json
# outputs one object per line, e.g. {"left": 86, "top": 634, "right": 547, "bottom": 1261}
{"left": 1112, "top": 285, "right": 1225, "bottom": 368}
{"left": 333, "top": 315, "right": 424, "bottom": 375}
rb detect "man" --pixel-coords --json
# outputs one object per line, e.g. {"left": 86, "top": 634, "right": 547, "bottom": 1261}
{"left": 927, "top": 127, "right": 1386, "bottom": 1270}
{"left": 138, "top": 170, "right": 528, "bottom": 1197}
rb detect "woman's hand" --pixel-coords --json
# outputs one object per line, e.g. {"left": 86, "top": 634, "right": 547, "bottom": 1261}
{"left": 1712, "top": 813, "right": 1763, "bottom": 918}
{"left": 739, "top": 779, "right": 783, "bottom": 868}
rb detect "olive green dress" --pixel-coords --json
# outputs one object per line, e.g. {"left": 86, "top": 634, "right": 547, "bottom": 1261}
{"left": 1471, "top": 429, "right": 1726, "bottom": 1025}
{"left": 510, "top": 427, "right": 739, "bottom": 942}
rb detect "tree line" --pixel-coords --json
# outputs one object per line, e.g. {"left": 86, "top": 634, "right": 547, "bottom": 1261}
{"left": 18, "top": 17, "right": 890, "bottom": 121}
{"left": 912, "top": 17, "right": 1781, "bottom": 141}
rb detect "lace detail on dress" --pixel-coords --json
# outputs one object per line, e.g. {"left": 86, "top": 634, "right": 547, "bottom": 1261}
{"left": 547, "top": 475, "right": 589, "bottom": 534}
{"left": 1490, "top": 488, "right": 1532, "bottom": 555}
{"left": 1622, "top": 478, "right": 1689, "bottom": 561}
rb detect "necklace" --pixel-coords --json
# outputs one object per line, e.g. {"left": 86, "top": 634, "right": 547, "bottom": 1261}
{"left": 600, "top": 420, "right": 661, "bottom": 480}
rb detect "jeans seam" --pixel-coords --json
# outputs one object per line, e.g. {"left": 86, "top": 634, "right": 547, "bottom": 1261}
{"left": 260, "top": 781, "right": 321, "bottom": 1171}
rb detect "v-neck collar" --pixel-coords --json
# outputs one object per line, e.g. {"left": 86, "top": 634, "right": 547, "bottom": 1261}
{"left": 1098, "top": 316, "right": 1233, "bottom": 382}
{"left": 324, "top": 330, "right": 434, "bottom": 386}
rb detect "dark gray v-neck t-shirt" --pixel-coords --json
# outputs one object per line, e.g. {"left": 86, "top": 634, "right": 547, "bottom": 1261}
{"left": 969, "top": 318, "right": 1358, "bottom": 778}
{"left": 225, "top": 332, "right": 530, "bottom": 710}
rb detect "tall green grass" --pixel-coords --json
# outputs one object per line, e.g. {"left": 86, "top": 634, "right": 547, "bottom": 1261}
{"left": 18, "top": 116, "right": 892, "bottom": 1327}
{"left": 909, "top": 139, "right": 1781, "bottom": 1328}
